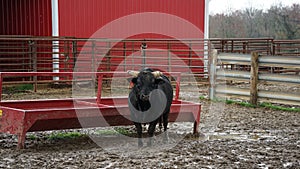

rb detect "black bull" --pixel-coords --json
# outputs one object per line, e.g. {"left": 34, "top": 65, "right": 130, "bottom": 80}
{"left": 128, "top": 68, "right": 173, "bottom": 147}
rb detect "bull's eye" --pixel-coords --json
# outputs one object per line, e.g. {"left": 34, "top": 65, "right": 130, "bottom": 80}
{"left": 136, "top": 84, "right": 141, "bottom": 90}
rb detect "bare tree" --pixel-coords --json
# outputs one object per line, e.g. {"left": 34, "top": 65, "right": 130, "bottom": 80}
{"left": 209, "top": 3, "right": 300, "bottom": 39}
{"left": 268, "top": 4, "right": 300, "bottom": 39}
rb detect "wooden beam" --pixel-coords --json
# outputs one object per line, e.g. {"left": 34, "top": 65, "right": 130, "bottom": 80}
{"left": 250, "top": 52, "right": 259, "bottom": 105}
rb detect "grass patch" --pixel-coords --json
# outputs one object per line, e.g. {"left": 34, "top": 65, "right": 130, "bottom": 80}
{"left": 115, "top": 127, "right": 131, "bottom": 135}
{"left": 16, "top": 84, "right": 34, "bottom": 91}
{"left": 94, "top": 127, "right": 132, "bottom": 136}
{"left": 222, "top": 99, "right": 300, "bottom": 112}
{"left": 199, "top": 95, "right": 206, "bottom": 100}
{"left": 225, "top": 99, "right": 256, "bottom": 108}
{"left": 260, "top": 102, "right": 300, "bottom": 112}
{"left": 28, "top": 134, "right": 37, "bottom": 140}
{"left": 47, "top": 132, "right": 86, "bottom": 140}
{"left": 238, "top": 101, "right": 256, "bottom": 108}
{"left": 3, "top": 84, "right": 33, "bottom": 93}
{"left": 94, "top": 129, "right": 119, "bottom": 135}
{"left": 225, "top": 99, "right": 235, "bottom": 104}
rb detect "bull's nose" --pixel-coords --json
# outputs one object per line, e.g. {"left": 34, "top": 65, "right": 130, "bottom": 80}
{"left": 141, "top": 94, "right": 150, "bottom": 101}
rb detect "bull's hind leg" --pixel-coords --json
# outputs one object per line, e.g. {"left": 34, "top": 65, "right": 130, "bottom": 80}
{"left": 134, "top": 122, "right": 143, "bottom": 147}
{"left": 163, "top": 111, "right": 169, "bottom": 143}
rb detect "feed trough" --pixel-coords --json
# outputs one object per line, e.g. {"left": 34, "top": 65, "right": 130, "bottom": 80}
{"left": 0, "top": 72, "right": 201, "bottom": 149}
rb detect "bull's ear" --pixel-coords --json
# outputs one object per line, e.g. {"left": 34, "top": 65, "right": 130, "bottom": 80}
{"left": 127, "top": 77, "right": 137, "bottom": 84}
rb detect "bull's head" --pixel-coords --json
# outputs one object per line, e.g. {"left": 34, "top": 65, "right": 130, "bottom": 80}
{"left": 128, "top": 69, "right": 163, "bottom": 101}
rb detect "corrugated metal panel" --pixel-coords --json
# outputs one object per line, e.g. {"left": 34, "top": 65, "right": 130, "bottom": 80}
{"left": 58, "top": 0, "right": 205, "bottom": 73}
{"left": 58, "top": 0, "right": 205, "bottom": 38}
{"left": 0, "top": 0, "right": 52, "bottom": 36}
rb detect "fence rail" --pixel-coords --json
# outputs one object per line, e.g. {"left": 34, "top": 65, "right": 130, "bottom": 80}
{"left": 0, "top": 36, "right": 208, "bottom": 75}
{"left": 1, "top": 36, "right": 300, "bottom": 73}
{"left": 210, "top": 50, "right": 300, "bottom": 106}
{"left": 1, "top": 36, "right": 300, "bottom": 105}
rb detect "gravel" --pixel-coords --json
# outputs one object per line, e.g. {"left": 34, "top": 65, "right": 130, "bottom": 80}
{"left": 0, "top": 86, "right": 299, "bottom": 168}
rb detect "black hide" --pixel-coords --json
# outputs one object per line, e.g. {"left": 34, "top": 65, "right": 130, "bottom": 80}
{"left": 128, "top": 68, "right": 173, "bottom": 147}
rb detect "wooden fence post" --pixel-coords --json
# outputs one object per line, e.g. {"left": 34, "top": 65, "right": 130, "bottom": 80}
{"left": 250, "top": 52, "right": 259, "bottom": 105}
{"left": 209, "top": 49, "right": 218, "bottom": 100}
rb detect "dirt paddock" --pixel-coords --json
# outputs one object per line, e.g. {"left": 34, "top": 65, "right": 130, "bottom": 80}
{"left": 0, "top": 87, "right": 299, "bottom": 168}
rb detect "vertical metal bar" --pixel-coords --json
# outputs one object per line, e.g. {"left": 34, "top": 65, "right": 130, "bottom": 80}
{"left": 272, "top": 42, "right": 276, "bottom": 56}
{"left": 231, "top": 40, "right": 234, "bottom": 53}
{"left": 92, "top": 40, "right": 96, "bottom": 72}
{"left": 106, "top": 42, "right": 111, "bottom": 71}
{"left": 123, "top": 41, "right": 126, "bottom": 71}
{"left": 72, "top": 40, "right": 77, "bottom": 70}
{"left": 168, "top": 42, "right": 171, "bottom": 72}
{"left": 206, "top": 39, "right": 211, "bottom": 78}
{"left": 131, "top": 41, "right": 135, "bottom": 70}
{"left": 221, "top": 40, "right": 224, "bottom": 52}
{"left": 22, "top": 41, "right": 26, "bottom": 74}
{"left": 96, "top": 74, "right": 103, "bottom": 104}
{"left": 141, "top": 42, "right": 147, "bottom": 68}
{"left": 32, "top": 41, "right": 37, "bottom": 92}
{"left": 188, "top": 41, "right": 192, "bottom": 76}
{"left": 243, "top": 42, "right": 246, "bottom": 54}
{"left": 174, "top": 73, "right": 181, "bottom": 101}
{"left": 91, "top": 41, "right": 96, "bottom": 85}
{"left": 28, "top": 40, "right": 33, "bottom": 72}
{"left": 63, "top": 40, "right": 68, "bottom": 72}
{"left": 209, "top": 49, "right": 217, "bottom": 100}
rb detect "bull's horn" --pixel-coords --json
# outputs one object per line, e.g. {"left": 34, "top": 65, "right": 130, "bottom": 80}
{"left": 127, "top": 70, "right": 139, "bottom": 77}
{"left": 152, "top": 71, "right": 163, "bottom": 78}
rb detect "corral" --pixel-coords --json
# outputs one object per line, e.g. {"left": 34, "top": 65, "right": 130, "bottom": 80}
{"left": 1, "top": 0, "right": 300, "bottom": 167}
{"left": 0, "top": 37, "right": 299, "bottom": 168}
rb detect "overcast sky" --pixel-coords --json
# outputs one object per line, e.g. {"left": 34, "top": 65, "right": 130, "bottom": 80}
{"left": 209, "top": 0, "right": 300, "bottom": 14}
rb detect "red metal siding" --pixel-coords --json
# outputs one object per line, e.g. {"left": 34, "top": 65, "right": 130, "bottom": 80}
{"left": 58, "top": 0, "right": 205, "bottom": 73}
{"left": 0, "top": 0, "right": 52, "bottom": 36}
{"left": 58, "top": 0, "right": 205, "bottom": 38}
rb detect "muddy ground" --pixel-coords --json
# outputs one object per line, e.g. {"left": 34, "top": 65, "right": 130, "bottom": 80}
{"left": 0, "top": 86, "right": 299, "bottom": 169}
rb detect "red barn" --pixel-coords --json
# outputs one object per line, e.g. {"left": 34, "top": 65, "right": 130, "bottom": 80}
{"left": 0, "top": 0, "right": 209, "bottom": 73}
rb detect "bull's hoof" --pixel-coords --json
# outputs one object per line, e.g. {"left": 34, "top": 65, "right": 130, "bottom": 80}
{"left": 163, "top": 138, "right": 169, "bottom": 144}
{"left": 138, "top": 142, "right": 143, "bottom": 148}
{"left": 147, "top": 138, "right": 153, "bottom": 147}
{"left": 163, "top": 132, "right": 169, "bottom": 144}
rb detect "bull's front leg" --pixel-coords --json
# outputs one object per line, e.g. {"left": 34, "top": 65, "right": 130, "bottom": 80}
{"left": 147, "top": 119, "right": 159, "bottom": 146}
{"left": 134, "top": 122, "right": 143, "bottom": 147}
